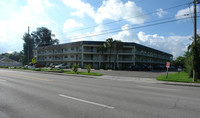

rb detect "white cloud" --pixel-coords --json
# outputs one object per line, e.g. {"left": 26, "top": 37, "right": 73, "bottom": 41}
{"left": 44, "top": 0, "right": 54, "bottom": 7}
{"left": 0, "top": 0, "right": 57, "bottom": 53}
{"left": 175, "top": 6, "right": 199, "bottom": 20}
{"left": 62, "top": 0, "right": 95, "bottom": 17}
{"left": 154, "top": 8, "right": 167, "bottom": 17}
{"left": 62, "top": 19, "right": 83, "bottom": 32}
{"left": 69, "top": 25, "right": 105, "bottom": 42}
{"left": 137, "top": 32, "right": 191, "bottom": 57}
{"left": 112, "top": 24, "right": 139, "bottom": 42}
{"left": 95, "top": 0, "right": 146, "bottom": 24}
{"left": 62, "top": 0, "right": 147, "bottom": 24}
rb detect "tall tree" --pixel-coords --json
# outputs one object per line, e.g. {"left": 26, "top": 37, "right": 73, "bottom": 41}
{"left": 97, "top": 45, "right": 105, "bottom": 69}
{"left": 113, "top": 40, "right": 123, "bottom": 70}
{"left": 173, "top": 56, "right": 185, "bottom": 67}
{"left": 22, "top": 33, "right": 34, "bottom": 65}
{"left": 104, "top": 38, "right": 114, "bottom": 69}
{"left": 184, "top": 35, "right": 200, "bottom": 79}
{"left": 31, "top": 27, "right": 59, "bottom": 48}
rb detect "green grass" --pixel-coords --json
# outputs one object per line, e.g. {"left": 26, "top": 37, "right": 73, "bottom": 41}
{"left": 156, "top": 71, "right": 200, "bottom": 83}
{"left": 64, "top": 71, "right": 103, "bottom": 76}
{"left": 3, "top": 67, "right": 103, "bottom": 76}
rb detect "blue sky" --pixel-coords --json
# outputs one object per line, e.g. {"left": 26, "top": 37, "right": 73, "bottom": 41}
{"left": 0, "top": 0, "right": 199, "bottom": 58}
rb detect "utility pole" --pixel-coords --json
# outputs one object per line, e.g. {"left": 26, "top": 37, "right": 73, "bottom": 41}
{"left": 193, "top": 0, "right": 199, "bottom": 81}
{"left": 28, "top": 26, "right": 30, "bottom": 65}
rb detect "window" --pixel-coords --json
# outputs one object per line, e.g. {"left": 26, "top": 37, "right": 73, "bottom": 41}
{"left": 65, "top": 48, "right": 68, "bottom": 51}
{"left": 71, "top": 55, "right": 74, "bottom": 58}
{"left": 71, "top": 47, "right": 74, "bottom": 51}
{"left": 64, "top": 55, "right": 68, "bottom": 58}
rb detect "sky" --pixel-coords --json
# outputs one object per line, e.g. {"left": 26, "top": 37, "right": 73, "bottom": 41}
{"left": 0, "top": 0, "right": 199, "bottom": 58}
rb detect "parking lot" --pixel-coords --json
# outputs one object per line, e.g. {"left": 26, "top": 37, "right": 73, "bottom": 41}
{"left": 77, "top": 69, "right": 176, "bottom": 78}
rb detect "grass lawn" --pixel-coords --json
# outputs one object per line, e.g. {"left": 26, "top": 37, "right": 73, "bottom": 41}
{"left": 156, "top": 71, "right": 200, "bottom": 83}
{"left": 8, "top": 67, "right": 103, "bottom": 76}
{"left": 64, "top": 71, "right": 103, "bottom": 76}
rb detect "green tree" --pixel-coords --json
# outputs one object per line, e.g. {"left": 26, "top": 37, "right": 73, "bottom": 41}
{"left": 22, "top": 33, "right": 34, "bottom": 65}
{"left": 113, "top": 40, "right": 123, "bottom": 70}
{"left": 85, "top": 64, "right": 92, "bottom": 73}
{"left": 72, "top": 64, "right": 79, "bottom": 73}
{"left": 184, "top": 35, "right": 200, "bottom": 79}
{"left": 97, "top": 45, "right": 105, "bottom": 69}
{"left": 173, "top": 56, "right": 185, "bottom": 67}
{"left": 31, "top": 27, "right": 59, "bottom": 48}
{"left": 104, "top": 38, "right": 114, "bottom": 69}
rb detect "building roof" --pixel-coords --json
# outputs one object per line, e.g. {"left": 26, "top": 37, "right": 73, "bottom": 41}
{"left": 36, "top": 41, "right": 172, "bottom": 56}
{"left": 81, "top": 41, "right": 172, "bottom": 56}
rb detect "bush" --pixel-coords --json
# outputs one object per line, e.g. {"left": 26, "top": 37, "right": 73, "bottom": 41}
{"left": 0, "top": 66, "right": 8, "bottom": 68}
{"left": 34, "top": 68, "right": 41, "bottom": 71}
{"left": 72, "top": 64, "right": 79, "bottom": 73}
{"left": 85, "top": 64, "right": 92, "bottom": 73}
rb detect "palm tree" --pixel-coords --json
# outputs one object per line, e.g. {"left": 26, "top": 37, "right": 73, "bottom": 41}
{"left": 113, "top": 40, "right": 123, "bottom": 70}
{"left": 97, "top": 45, "right": 105, "bottom": 69}
{"left": 104, "top": 38, "right": 114, "bottom": 69}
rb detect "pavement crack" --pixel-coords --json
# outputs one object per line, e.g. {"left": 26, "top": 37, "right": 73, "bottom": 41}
{"left": 171, "top": 98, "right": 179, "bottom": 109}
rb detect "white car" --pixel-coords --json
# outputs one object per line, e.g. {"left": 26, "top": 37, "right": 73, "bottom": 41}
{"left": 55, "top": 64, "right": 69, "bottom": 69}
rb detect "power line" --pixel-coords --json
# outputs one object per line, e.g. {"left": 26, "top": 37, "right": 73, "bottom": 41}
{"left": 63, "top": 2, "right": 191, "bottom": 34}
{"left": 61, "top": 12, "right": 199, "bottom": 40}
{"left": 60, "top": 16, "right": 199, "bottom": 41}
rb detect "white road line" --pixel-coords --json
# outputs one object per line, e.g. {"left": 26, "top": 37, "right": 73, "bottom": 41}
{"left": 59, "top": 94, "right": 115, "bottom": 109}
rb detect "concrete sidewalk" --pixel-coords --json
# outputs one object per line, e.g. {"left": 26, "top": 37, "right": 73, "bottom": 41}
{"left": 96, "top": 75, "right": 200, "bottom": 87}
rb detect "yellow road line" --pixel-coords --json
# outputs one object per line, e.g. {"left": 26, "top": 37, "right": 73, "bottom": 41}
{"left": 0, "top": 73, "right": 52, "bottom": 82}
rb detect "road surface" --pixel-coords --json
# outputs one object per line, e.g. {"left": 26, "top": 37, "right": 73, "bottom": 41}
{"left": 0, "top": 69, "right": 200, "bottom": 118}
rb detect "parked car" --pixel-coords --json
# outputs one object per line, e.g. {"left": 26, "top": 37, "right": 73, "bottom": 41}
{"left": 55, "top": 64, "right": 69, "bottom": 69}
{"left": 154, "top": 65, "right": 166, "bottom": 70}
{"left": 128, "top": 65, "right": 149, "bottom": 71}
{"left": 49, "top": 63, "right": 56, "bottom": 68}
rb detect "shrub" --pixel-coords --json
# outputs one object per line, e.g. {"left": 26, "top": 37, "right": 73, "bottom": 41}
{"left": 34, "top": 68, "right": 41, "bottom": 71}
{"left": 0, "top": 66, "right": 8, "bottom": 68}
{"left": 60, "top": 69, "right": 64, "bottom": 73}
{"left": 85, "top": 64, "right": 92, "bottom": 73}
{"left": 72, "top": 64, "right": 79, "bottom": 73}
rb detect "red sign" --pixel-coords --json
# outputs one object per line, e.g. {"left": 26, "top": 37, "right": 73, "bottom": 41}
{"left": 166, "top": 62, "right": 170, "bottom": 68}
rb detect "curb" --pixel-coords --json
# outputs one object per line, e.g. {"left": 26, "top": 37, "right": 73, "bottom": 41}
{"left": 6, "top": 69, "right": 96, "bottom": 78}
{"left": 159, "top": 81, "right": 200, "bottom": 87}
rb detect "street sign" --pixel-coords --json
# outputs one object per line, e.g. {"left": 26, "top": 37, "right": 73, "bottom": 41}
{"left": 166, "top": 62, "right": 170, "bottom": 78}
{"left": 32, "top": 58, "right": 36, "bottom": 64}
{"left": 166, "top": 62, "right": 170, "bottom": 68}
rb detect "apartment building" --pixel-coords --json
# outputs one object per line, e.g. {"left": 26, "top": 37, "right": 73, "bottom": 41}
{"left": 34, "top": 41, "right": 173, "bottom": 69}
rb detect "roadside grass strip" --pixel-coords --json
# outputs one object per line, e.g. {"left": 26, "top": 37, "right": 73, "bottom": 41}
{"left": 156, "top": 71, "right": 200, "bottom": 83}
{"left": 0, "top": 67, "right": 103, "bottom": 76}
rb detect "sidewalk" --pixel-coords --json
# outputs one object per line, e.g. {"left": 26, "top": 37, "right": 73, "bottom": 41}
{"left": 96, "top": 75, "right": 200, "bottom": 87}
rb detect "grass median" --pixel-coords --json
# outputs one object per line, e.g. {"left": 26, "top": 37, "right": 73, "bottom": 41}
{"left": 2, "top": 67, "right": 103, "bottom": 76}
{"left": 156, "top": 71, "right": 200, "bottom": 83}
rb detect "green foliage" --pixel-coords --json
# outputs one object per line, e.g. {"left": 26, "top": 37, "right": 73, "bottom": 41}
{"left": 34, "top": 68, "right": 41, "bottom": 71}
{"left": 72, "top": 64, "right": 79, "bottom": 73}
{"left": 104, "top": 38, "right": 114, "bottom": 69}
{"left": 0, "top": 51, "right": 23, "bottom": 62}
{"left": 173, "top": 56, "right": 185, "bottom": 67}
{"left": 31, "top": 27, "right": 59, "bottom": 48}
{"left": 0, "top": 66, "right": 9, "bottom": 68}
{"left": 184, "top": 35, "right": 200, "bottom": 79}
{"left": 85, "top": 64, "right": 92, "bottom": 73}
{"left": 22, "top": 33, "right": 34, "bottom": 65}
{"left": 156, "top": 72, "right": 196, "bottom": 83}
{"left": 65, "top": 71, "right": 103, "bottom": 76}
{"left": 113, "top": 40, "right": 123, "bottom": 70}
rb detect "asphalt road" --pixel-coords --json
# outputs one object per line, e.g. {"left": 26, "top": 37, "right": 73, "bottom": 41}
{"left": 0, "top": 69, "right": 200, "bottom": 118}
